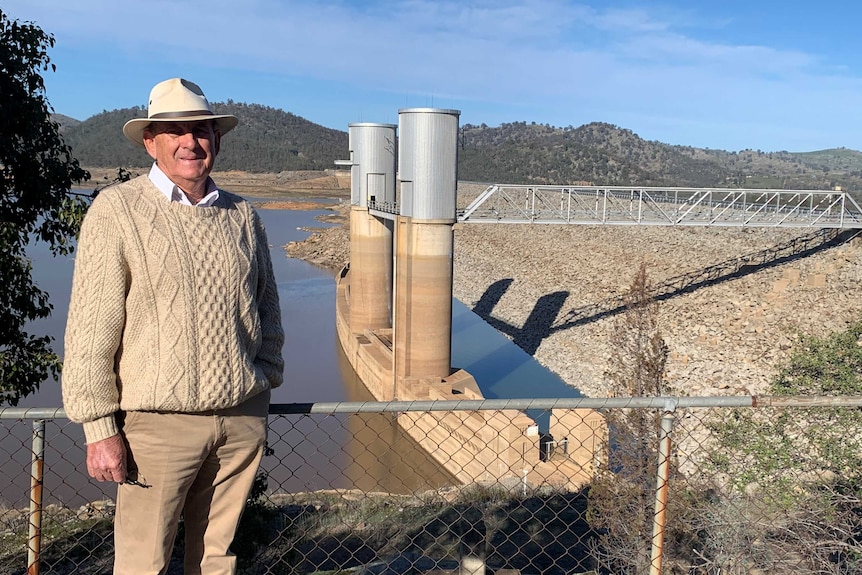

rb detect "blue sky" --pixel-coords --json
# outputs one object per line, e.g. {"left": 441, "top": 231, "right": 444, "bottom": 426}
{"left": 7, "top": 0, "right": 862, "bottom": 152}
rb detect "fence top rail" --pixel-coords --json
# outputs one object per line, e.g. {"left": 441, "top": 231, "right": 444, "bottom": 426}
{"left": 3, "top": 395, "right": 862, "bottom": 420}
{"left": 0, "top": 407, "right": 67, "bottom": 420}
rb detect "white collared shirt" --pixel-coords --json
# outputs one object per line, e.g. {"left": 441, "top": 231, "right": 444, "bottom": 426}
{"left": 148, "top": 163, "right": 220, "bottom": 207}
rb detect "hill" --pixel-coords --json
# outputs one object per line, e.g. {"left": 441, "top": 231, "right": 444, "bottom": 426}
{"left": 459, "top": 121, "right": 862, "bottom": 190}
{"left": 60, "top": 102, "right": 348, "bottom": 172}
{"left": 57, "top": 106, "right": 862, "bottom": 191}
{"left": 52, "top": 113, "right": 80, "bottom": 135}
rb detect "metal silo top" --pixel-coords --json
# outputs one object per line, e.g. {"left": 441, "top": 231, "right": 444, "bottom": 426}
{"left": 348, "top": 123, "right": 397, "bottom": 208}
{"left": 348, "top": 122, "right": 398, "bottom": 128}
{"left": 398, "top": 108, "right": 461, "bottom": 221}
{"left": 397, "top": 108, "right": 461, "bottom": 116}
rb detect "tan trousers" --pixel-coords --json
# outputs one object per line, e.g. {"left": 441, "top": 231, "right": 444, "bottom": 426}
{"left": 113, "top": 389, "right": 269, "bottom": 575}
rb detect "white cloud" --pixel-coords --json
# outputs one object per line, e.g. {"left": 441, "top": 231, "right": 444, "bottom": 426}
{"left": 9, "top": 0, "right": 862, "bottom": 149}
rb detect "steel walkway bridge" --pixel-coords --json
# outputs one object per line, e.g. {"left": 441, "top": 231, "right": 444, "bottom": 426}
{"left": 450, "top": 185, "right": 862, "bottom": 228}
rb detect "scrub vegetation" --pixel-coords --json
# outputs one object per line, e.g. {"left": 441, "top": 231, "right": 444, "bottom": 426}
{"left": 702, "top": 321, "right": 862, "bottom": 572}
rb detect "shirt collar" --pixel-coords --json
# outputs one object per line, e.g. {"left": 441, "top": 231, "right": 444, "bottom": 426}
{"left": 147, "top": 163, "right": 220, "bottom": 207}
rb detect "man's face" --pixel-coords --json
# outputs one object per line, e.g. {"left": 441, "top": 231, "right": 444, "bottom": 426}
{"left": 142, "top": 120, "right": 220, "bottom": 192}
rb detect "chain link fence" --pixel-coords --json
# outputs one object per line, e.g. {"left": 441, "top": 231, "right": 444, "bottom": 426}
{"left": 2, "top": 396, "right": 861, "bottom": 575}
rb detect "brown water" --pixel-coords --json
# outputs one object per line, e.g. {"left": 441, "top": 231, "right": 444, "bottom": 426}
{"left": 16, "top": 202, "right": 345, "bottom": 408}
{"left": 2, "top": 203, "right": 457, "bottom": 508}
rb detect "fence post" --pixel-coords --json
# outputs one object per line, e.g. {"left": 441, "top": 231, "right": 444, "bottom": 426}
{"left": 27, "top": 419, "right": 46, "bottom": 575}
{"left": 649, "top": 404, "right": 676, "bottom": 575}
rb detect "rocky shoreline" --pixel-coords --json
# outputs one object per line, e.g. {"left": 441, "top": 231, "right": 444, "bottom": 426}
{"left": 284, "top": 181, "right": 862, "bottom": 399}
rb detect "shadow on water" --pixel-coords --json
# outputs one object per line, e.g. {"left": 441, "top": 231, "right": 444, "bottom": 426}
{"left": 473, "top": 280, "right": 569, "bottom": 356}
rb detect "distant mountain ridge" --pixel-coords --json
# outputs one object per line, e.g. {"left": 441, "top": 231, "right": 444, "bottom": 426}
{"left": 56, "top": 105, "right": 862, "bottom": 191}
{"left": 459, "top": 122, "right": 862, "bottom": 190}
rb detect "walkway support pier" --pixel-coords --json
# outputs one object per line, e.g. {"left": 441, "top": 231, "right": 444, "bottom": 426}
{"left": 346, "top": 123, "right": 397, "bottom": 333}
{"left": 394, "top": 108, "right": 460, "bottom": 388}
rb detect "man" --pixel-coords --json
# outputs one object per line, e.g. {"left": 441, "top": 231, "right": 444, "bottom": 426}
{"left": 62, "top": 78, "right": 285, "bottom": 575}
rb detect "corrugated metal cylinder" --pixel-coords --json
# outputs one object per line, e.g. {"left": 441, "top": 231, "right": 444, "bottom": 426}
{"left": 397, "top": 108, "right": 460, "bottom": 221}
{"left": 348, "top": 123, "right": 397, "bottom": 207}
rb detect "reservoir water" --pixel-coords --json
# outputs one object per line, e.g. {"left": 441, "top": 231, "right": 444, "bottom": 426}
{"left": 4, "top": 198, "right": 580, "bottom": 507}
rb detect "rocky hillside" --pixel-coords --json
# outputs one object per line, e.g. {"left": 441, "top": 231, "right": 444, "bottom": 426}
{"left": 451, "top": 208, "right": 862, "bottom": 398}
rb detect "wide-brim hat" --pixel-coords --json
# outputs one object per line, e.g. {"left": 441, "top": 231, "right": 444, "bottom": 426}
{"left": 122, "top": 78, "right": 238, "bottom": 147}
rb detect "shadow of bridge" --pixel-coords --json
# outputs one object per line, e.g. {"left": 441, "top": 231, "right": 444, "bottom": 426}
{"left": 472, "top": 229, "right": 860, "bottom": 357}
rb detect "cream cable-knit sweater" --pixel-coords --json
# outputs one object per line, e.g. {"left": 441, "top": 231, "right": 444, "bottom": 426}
{"left": 62, "top": 176, "right": 285, "bottom": 444}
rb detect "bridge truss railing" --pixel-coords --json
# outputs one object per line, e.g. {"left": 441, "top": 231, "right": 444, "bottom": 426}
{"left": 458, "top": 185, "right": 862, "bottom": 228}
{"left": 3, "top": 396, "right": 862, "bottom": 575}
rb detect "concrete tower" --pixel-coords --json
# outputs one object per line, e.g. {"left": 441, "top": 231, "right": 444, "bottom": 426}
{"left": 346, "top": 123, "right": 397, "bottom": 333}
{"left": 393, "top": 108, "right": 460, "bottom": 385}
